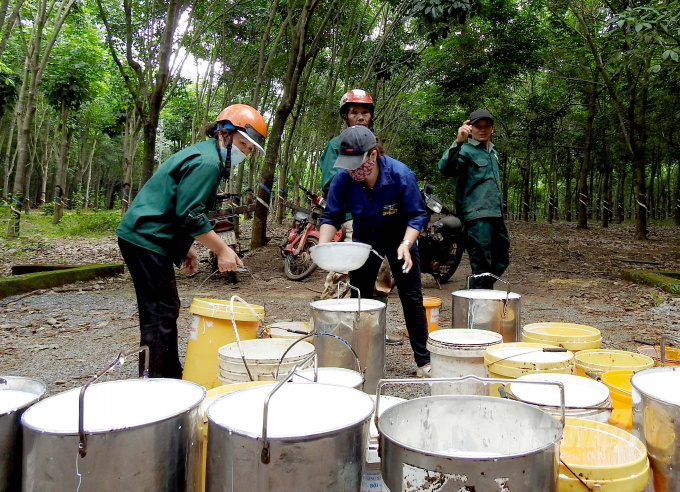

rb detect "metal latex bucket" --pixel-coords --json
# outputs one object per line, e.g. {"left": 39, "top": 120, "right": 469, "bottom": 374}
{"left": 310, "top": 298, "right": 386, "bottom": 393}
{"left": 376, "top": 376, "right": 565, "bottom": 492}
{"left": 427, "top": 329, "right": 503, "bottom": 395}
{"left": 21, "top": 378, "right": 205, "bottom": 492}
{"left": 508, "top": 373, "right": 612, "bottom": 423}
{"left": 206, "top": 382, "right": 374, "bottom": 491}
{"left": 452, "top": 275, "right": 521, "bottom": 342}
{"left": 0, "top": 376, "right": 45, "bottom": 492}
{"left": 631, "top": 366, "right": 680, "bottom": 491}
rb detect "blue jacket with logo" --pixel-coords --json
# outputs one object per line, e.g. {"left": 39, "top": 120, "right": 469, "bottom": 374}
{"left": 320, "top": 155, "right": 427, "bottom": 255}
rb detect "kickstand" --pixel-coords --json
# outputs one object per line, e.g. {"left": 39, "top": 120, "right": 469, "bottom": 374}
{"left": 435, "top": 277, "right": 442, "bottom": 290}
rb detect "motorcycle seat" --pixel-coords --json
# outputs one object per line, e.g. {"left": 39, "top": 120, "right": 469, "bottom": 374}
{"left": 433, "top": 215, "right": 464, "bottom": 235}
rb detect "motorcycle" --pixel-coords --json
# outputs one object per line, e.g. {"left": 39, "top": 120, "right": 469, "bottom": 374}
{"left": 418, "top": 193, "right": 466, "bottom": 288}
{"left": 280, "top": 185, "right": 343, "bottom": 280}
{"left": 207, "top": 192, "right": 256, "bottom": 282}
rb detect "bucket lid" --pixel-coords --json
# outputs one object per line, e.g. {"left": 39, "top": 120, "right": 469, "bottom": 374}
{"left": 631, "top": 366, "right": 680, "bottom": 406}
{"left": 207, "top": 383, "right": 374, "bottom": 439}
{"left": 291, "top": 367, "right": 363, "bottom": 388}
{"left": 521, "top": 333, "right": 602, "bottom": 351}
{"left": 190, "top": 298, "right": 264, "bottom": 322}
{"left": 523, "top": 323, "right": 601, "bottom": 342}
{"left": 452, "top": 289, "right": 521, "bottom": 301}
{"left": 428, "top": 329, "right": 503, "bottom": 353}
{"left": 510, "top": 373, "right": 609, "bottom": 408}
{"left": 21, "top": 379, "right": 205, "bottom": 434}
{"left": 310, "top": 298, "right": 386, "bottom": 313}
{"left": 575, "top": 350, "right": 654, "bottom": 373}
{"left": 218, "top": 339, "right": 315, "bottom": 364}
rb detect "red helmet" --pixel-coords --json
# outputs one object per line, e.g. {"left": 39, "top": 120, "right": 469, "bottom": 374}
{"left": 339, "top": 89, "right": 374, "bottom": 119}
{"left": 215, "top": 104, "right": 267, "bottom": 153}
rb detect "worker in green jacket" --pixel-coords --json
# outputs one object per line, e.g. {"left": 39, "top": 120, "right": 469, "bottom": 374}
{"left": 116, "top": 104, "right": 268, "bottom": 378}
{"left": 438, "top": 109, "right": 510, "bottom": 290}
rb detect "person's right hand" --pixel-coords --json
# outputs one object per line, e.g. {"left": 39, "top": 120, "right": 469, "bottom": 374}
{"left": 217, "top": 246, "right": 243, "bottom": 272}
{"left": 456, "top": 120, "right": 473, "bottom": 143}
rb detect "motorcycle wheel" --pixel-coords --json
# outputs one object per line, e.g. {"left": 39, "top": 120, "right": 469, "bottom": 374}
{"left": 284, "top": 236, "right": 318, "bottom": 280}
{"left": 437, "top": 238, "right": 465, "bottom": 283}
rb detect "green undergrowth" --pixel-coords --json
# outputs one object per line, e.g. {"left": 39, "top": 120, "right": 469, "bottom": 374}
{"left": 1, "top": 207, "right": 121, "bottom": 240}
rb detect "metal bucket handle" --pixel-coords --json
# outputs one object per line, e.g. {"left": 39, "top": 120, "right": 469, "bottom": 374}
{"left": 274, "top": 332, "right": 362, "bottom": 380}
{"left": 466, "top": 273, "right": 511, "bottom": 316}
{"left": 261, "top": 350, "right": 317, "bottom": 465}
{"left": 338, "top": 280, "right": 361, "bottom": 323}
{"left": 661, "top": 334, "right": 680, "bottom": 367}
{"left": 78, "top": 345, "right": 150, "bottom": 458}
{"left": 228, "top": 295, "right": 266, "bottom": 381}
{"left": 374, "top": 376, "right": 566, "bottom": 430}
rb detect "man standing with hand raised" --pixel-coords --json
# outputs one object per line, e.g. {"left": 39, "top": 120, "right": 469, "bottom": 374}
{"left": 437, "top": 109, "right": 509, "bottom": 289}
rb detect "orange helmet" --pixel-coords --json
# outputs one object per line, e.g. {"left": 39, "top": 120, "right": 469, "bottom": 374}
{"left": 215, "top": 104, "right": 267, "bottom": 153}
{"left": 339, "top": 89, "right": 374, "bottom": 119}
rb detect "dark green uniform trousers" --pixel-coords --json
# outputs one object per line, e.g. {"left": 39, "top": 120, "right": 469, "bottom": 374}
{"left": 466, "top": 217, "right": 510, "bottom": 289}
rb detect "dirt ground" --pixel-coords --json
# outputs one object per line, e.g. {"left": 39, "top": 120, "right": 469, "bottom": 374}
{"left": 1, "top": 219, "right": 679, "bottom": 399}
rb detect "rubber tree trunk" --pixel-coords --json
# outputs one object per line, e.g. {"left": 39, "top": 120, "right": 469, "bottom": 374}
{"left": 53, "top": 100, "right": 70, "bottom": 224}
{"left": 578, "top": 83, "right": 597, "bottom": 229}
{"left": 675, "top": 165, "right": 680, "bottom": 226}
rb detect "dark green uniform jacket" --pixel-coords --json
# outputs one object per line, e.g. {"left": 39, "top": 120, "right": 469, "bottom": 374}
{"left": 116, "top": 139, "right": 224, "bottom": 266}
{"left": 437, "top": 138, "right": 503, "bottom": 222}
{"left": 319, "top": 135, "right": 340, "bottom": 194}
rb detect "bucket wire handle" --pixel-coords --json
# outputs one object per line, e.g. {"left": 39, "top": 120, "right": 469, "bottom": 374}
{"left": 466, "top": 273, "right": 511, "bottom": 315}
{"left": 374, "top": 376, "right": 566, "bottom": 432}
{"left": 261, "top": 350, "right": 317, "bottom": 465}
{"left": 78, "top": 345, "right": 149, "bottom": 458}
{"left": 338, "top": 281, "right": 361, "bottom": 318}
{"left": 661, "top": 334, "right": 680, "bottom": 367}
{"left": 274, "top": 333, "right": 362, "bottom": 380}
{"left": 228, "top": 295, "right": 266, "bottom": 381}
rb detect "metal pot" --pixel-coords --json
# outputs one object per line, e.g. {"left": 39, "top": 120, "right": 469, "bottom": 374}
{"left": 310, "top": 297, "right": 386, "bottom": 393}
{"left": 0, "top": 376, "right": 45, "bottom": 492}
{"left": 632, "top": 365, "right": 680, "bottom": 491}
{"left": 452, "top": 274, "right": 521, "bottom": 342}
{"left": 376, "top": 376, "right": 564, "bottom": 492}
{"left": 21, "top": 378, "right": 205, "bottom": 491}
{"left": 206, "top": 374, "right": 375, "bottom": 491}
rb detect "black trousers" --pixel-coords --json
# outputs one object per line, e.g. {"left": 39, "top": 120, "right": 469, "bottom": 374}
{"left": 465, "top": 217, "right": 510, "bottom": 289}
{"left": 118, "top": 238, "right": 183, "bottom": 378}
{"left": 349, "top": 246, "right": 430, "bottom": 367}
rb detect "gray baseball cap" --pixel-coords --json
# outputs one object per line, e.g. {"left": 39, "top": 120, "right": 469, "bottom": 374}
{"left": 334, "top": 126, "right": 377, "bottom": 170}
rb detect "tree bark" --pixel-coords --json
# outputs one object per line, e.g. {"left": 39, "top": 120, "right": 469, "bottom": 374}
{"left": 53, "top": 99, "right": 70, "bottom": 224}
{"left": 578, "top": 81, "right": 597, "bottom": 229}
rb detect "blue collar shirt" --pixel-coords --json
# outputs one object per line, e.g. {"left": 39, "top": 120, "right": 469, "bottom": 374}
{"left": 320, "top": 155, "right": 428, "bottom": 255}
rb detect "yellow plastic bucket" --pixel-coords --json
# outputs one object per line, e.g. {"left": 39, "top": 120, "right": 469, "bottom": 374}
{"left": 575, "top": 349, "right": 653, "bottom": 378}
{"left": 522, "top": 323, "right": 602, "bottom": 352}
{"left": 559, "top": 417, "right": 649, "bottom": 491}
{"left": 600, "top": 370, "right": 633, "bottom": 432}
{"left": 183, "top": 298, "right": 264, "bottom": 390}
{"left": 197, "top": 382, "right": 273, "bottom": 492}
{"left": 637, "top": 346, "right": 680, "bottom": 367}
{"left": 406, "top": 296, "right": 442, "bottom": 338}
{"left": 484, "top": 342, "right": 575, "bottom": 397}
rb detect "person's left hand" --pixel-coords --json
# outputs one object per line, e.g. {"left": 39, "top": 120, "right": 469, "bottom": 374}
{"left": 181, "top": 246, "right": 199, "bottom": 275}
{"left": 397, "top": 243, "right": 413, "bottom": 273}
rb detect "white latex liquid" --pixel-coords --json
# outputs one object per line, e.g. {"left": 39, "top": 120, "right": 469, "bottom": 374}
{"left": 291, "top": 368, "right": 363, "bottom": 388}
{"left": 454, "top": 290, "right": 521, "bottom": 300}
{"left": 0, "top": 389, "right": 39, "bottom": 413}
{"left": 208, "top": 383, "right": 374, "bottom": 438}
{"left": 490, "top": 347, "right": 572, "bottom": 363}
{"left": 511, "top": 374, "right": 609, "bottom": 407}
{"left": 634, "top": 371, "right": 680, "bottom": 405}
{"left": 441, "top": 448, "right": 505, "bottom": 458}
{"left": 311, "top": 299, "right": 385, "bottom": 312}
{"left": 22, "top": 379, "right": 204, "bottom": 433}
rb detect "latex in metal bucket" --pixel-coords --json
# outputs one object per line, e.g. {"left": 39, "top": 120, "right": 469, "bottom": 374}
{"left": 631, "top": 362, "right": 680, "bottom": 491}
{"left": 291, "top": 367, "right": 364, "bottom": 389}
{"left": 509, "top": 373, "right": 612, "bottom": 423}
{"left": 206, "top": 358, "right": 375, "bottom": 492}
{"left": 310, "top": 295, "right": 386, "bottom": 393}
{"left": 21, "top": 347, "right": 205, "bottom": 492}
{"left": 0, "top": 376, "right": 46, "bottom": 492}
{"left": 452, "top": 274, "right": 522, "bottom": 343}
{"left": 376, "top": 375, "right": 565, "bottom": 492}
